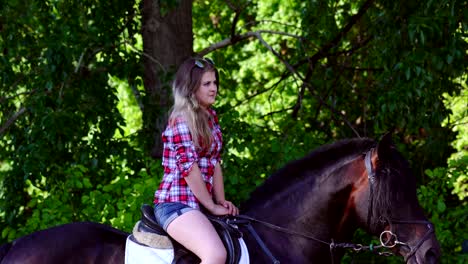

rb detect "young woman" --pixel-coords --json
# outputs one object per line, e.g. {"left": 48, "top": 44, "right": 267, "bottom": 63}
{"left": 153, "top": 57, "right": 239, "bottom": 264}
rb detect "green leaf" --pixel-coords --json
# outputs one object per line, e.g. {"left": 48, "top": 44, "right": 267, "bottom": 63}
{"left": 405, "top": 67, "right": 411, "bottom": 80}
{"left": 425, "top": 169, "right": 433, "bottom": 177}
{"left": 83, "top": 178, "right": 92, "bottom": 188}
{"left": 446, "top": 55, "right": 453, "bottom": 64}
{"left": 420, "top": 31, "right": 425, "bottom": 45}
{"left": 75, "top": 181, "right": 83, "bottom": 189}
{"left": 2, "top": 227, "right": 10, "bottom": 239}
{"left": 437, "top": 199, "right": 446, "bottom": 213}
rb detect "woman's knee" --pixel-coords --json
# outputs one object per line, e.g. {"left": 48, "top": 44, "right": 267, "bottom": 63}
{"left": 199, "top": 246, "right": 226, "bottom": 264}
{"left": 195, "top": 229, "right": 226, "bottom": 263}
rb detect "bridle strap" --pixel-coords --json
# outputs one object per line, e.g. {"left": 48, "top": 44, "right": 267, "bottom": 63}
{"left": 388, "top": 220, "right": 435, "bottom": 262}
{"left": 405, "top": 223, "right": 434, "bottom": 261}
{"left": 365, "top": 149, "right": 375, "bottom": 228}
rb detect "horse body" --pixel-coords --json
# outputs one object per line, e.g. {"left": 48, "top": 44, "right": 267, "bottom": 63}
{"left": 1, "top": 222, "right": 127, "bottom": 264}
{"left": 0, "top": 134, "right": 441, "bottom": 264}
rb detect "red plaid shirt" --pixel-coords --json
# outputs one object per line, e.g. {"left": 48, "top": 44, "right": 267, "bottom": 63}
{"left": 154, "top": 108, "right": 223, "bottom": 209}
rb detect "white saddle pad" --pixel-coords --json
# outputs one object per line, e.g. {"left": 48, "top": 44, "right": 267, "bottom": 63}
{"left": 125, "top": 235, "right": 250, "bottom": 264}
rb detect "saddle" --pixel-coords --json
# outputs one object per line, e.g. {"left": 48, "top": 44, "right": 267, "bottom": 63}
{"left": 137, "top": 204, "right": 242, "bottom": 264}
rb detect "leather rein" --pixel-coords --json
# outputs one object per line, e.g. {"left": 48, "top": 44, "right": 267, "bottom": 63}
{"left": 229, "top": 149, "right": 434, "bottom": 263}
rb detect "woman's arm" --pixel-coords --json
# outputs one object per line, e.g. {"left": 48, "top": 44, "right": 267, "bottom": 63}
{"left": 212, "top": 163, "right": 239, "bottom": 215}
{"left": 212, "top": 163, "right": 225, "bottom": 203}
{"left": 185, "top": 163, "right": 229, "bottom": 215}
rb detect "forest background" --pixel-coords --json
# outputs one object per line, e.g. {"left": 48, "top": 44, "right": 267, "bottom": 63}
{"left": 0, "top": 0, "right": 466, "bottom": 262}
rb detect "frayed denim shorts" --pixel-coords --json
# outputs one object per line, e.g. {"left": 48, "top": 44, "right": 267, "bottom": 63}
{"left": 154, "top": 202, "right": 195, "bottom": 231}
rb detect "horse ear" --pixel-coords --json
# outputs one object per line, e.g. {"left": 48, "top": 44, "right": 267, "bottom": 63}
{"left": 376, "top": 132, "right": 395, "bottom": 160}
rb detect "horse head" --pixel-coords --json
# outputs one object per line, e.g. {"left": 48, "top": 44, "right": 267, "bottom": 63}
{"left": 353, "top": 133, "right": 441, "bottom": 263}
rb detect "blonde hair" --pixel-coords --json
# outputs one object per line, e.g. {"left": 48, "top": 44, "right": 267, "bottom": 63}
{"left": 169, "top": 57, "right": 219, "bottom": 149}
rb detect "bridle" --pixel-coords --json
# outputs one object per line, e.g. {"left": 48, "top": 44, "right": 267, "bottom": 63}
{"left": 379, "top": 219, "right": 435, "bottom": 262}
{"left": 364, "top": 149, "right": 435, "bottom": 262}
{"left": 229, "top": 148, "right": 435, "bottom": 263}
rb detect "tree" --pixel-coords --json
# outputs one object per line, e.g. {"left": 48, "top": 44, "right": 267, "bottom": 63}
{"left": 141, "top": 0, "right": 193, "bottom": 158}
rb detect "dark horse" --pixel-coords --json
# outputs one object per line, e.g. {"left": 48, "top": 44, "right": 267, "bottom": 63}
{"left": 0, "top": 134, "right": 440, "bottom": 263}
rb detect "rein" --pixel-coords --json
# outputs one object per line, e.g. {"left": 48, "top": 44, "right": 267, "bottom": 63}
{"left": 230, "top": 214, "right": 392, "bottom": 264}
{"left": 232, "top": 148, "right": 433, "bottom": 263}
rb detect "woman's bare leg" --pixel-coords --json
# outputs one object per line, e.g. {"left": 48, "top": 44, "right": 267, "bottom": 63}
{"left": 166, "top": 210, "right": 226, "bottom": 264}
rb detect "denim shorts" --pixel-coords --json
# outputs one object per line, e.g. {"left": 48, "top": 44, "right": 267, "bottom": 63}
{"left": 154, "top": 202, "right": 195, "bottom": 231}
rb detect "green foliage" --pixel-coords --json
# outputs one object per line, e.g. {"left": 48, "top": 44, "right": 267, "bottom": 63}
{"left": 219, "top": 106, "right": 328, "bottom": 206}
{"left": 420, "top": 162, "right": 467, "bottom": 263}
{"left": 1, "top": 158, "right": 161, "bottom": 241}
{"left": 0, "top": 0, "right": 142, "bottom": 237}
{"left": 195, "top": 0, "right": 467, "bottom": 181}
{"left": 418, "top": 84, "right": 468, "bottom": 263}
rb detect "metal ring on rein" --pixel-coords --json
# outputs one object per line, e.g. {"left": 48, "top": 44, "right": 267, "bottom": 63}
{"left": 352, "top": 244, "right": 363, "bottom": 252}
{"left": 379, "top": 230, "right": 408, "bottom": 248}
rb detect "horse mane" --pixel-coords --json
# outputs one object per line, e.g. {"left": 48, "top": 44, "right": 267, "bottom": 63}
{"left": 371, "top": 144, "right": 417, "bottom": 228}
{"left": 242, "top": 138, "right": 376, "bottom": 210}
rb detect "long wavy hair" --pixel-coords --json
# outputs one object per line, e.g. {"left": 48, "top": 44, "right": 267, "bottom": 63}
{"left": 169, "top": 57, "right": 219, "bottom": 149}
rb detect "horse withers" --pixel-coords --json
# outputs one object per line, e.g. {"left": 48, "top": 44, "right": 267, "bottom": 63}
{"left": 0, "top": 133, "right": 441, "bottom": 263}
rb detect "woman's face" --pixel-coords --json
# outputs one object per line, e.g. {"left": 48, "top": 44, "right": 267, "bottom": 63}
{"left": 195, "top": 71, "right": 218, "bottom": 109}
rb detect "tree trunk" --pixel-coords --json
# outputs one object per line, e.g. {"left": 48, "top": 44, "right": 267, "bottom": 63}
{"left": 141, "top": 0, "right": 193, "bottom": 158}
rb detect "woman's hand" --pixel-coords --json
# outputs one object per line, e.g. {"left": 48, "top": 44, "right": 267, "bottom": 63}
{"left": 217, "top": 200, "right": 239, "bottom": 216}
{"left": 207, "top": 203, "right": 230, "bottom": 216}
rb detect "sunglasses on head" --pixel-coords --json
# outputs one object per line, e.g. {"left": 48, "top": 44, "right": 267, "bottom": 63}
{"left": 189, "top": 57, "right": 216, "bottom": 85}
{"left": 194, "top": 57, "right": 215, "bottom": 68}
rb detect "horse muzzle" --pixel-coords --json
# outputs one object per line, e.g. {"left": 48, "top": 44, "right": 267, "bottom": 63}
{"left": 402, "top": 223, "right": 441, "bottom": 264}
{"left": 405, "top": 239, "right": 440, "bottom": 264}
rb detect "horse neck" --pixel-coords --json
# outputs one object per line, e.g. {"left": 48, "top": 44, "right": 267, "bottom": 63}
{"left": 243, "top": 156, "right": 364, "bottom": 261}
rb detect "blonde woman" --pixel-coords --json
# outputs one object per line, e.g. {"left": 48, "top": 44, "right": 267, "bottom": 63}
{"left": 153, "top": 57, "right": 239, "bottom": 264}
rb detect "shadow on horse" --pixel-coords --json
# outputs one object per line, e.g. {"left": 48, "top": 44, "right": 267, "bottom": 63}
{"left": 0, "top": 134, "right": 440, "bottom": 263}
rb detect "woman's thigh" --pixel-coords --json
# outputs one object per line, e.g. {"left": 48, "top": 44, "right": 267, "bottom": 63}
{"left": 154, "top": 202, "right": 194, "bottom": 231}
{"left": 166, "top": 209, "right": 225, "bottom": 256}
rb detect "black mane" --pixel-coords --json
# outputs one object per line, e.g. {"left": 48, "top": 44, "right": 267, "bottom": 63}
{"left": 242, "top": 138, "right": 376, "bottom": 210}
{"left": 371, "top": 143, "right": 417, "bottom": 229}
